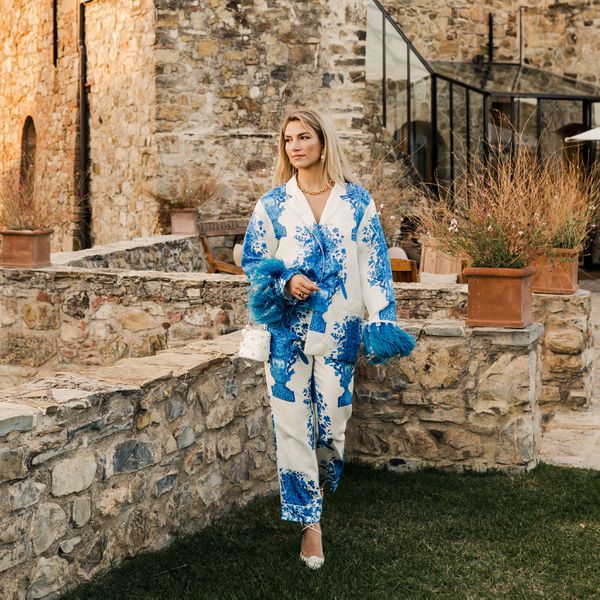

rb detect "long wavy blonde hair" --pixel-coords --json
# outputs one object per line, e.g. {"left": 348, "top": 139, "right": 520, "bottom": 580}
{"left": 272, "top": 108, "right": 359, "bottom": 187}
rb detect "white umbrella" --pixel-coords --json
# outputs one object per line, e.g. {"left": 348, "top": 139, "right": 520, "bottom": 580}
{"left": 564, "top": 127, "right": 600, "bottom": 142}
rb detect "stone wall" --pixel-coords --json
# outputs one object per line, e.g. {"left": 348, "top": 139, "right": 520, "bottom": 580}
{"left": 154, "top": 0, "right": 373, "bottom": 218}
{"left": 0, "top": 0, "right": 80, "bottom": 252}
{"left": 0, "top": 334, "right": 275, "bottom": 599}
{"left": 348, "top": 321, "right": 544, "bottom": 473}
{"left": 0, "top": 320, "right": 547, "bottom": 596}
{"left": 52, "top": 234, "right": 206, "bottom": 272}
{"left": 0, "top": 258, "right": 593, "bottom": 415}
{"left": 382, "top": 0, "right": 600, "bottom": 87}
{"left": 85, "top": 0, "right": 159, "bottom": 245}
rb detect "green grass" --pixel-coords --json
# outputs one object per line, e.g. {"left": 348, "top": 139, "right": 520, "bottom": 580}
{"left": 63, "top": 462, "right": 600, "bottom": 600}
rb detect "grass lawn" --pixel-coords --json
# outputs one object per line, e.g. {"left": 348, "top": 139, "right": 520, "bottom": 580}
{"left": 63, "top": 462, "right": 600, "bottom": 600}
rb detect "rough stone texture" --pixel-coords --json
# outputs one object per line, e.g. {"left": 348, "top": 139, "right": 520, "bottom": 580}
{"left": 51, "top": 453, "right": 97, "bottom": 497}
{"left": 347, "top": 321, "right": 544, "bottom": 473}
{"left": 0, "top": 333, "right": 276, "bottom": 598}
{"left": 0, "top": 261, "right": 591, "bottom": 418}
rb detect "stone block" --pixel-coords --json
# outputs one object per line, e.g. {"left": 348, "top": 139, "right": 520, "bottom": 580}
{"left": 246, "top": 414, "right": 263, "bottom": 438}
{"left": 119, "top": 309, "right": 159, "bottom": 333}
{"left": 495, "top": 416, "right": 537, "bottom": 465}
{"left": 31, "top": 503, "right": 67, "bottom": 555}
{"left": 471, "top": 322, "right": 544, "bottom": 346}
{"left": 72, "top": 496, "right": 91, "bottom": 528}
{"left": 155, "top": 472, "right": 177, "bottom": 497}
{"left": 206, "top": 403, "right": 235, "bottom": 429}
{"left": 424, "top": 321, "right": 466, "bottom": 337}
{"left": 52, "top": 453, "right": 97, "bottom": 496}
{"left": 177, "top": 426, "right": 196, "bottom": 449}
{"left": 29, "top": 556, "right": 69, "bottom": 599}
{"left": 197, "top": 39, "right": 219, "bottom": 57}
{"left": 0, "top": 332, "right": 57, "bottom": 367}
{"left": 9, "top": 480, "right": 46, "bottom": 510}
{"left": 112, "top": 440, "right": 158, "bottom": 473}
{"left": 0, "top": 402, "right": 36, "bottom": 437}
{"left": 0, "top": 543, "right": 29, "bottom": 574}
{"left": 23, "top": 302, "right": 60, "bottom": 330}
{"left": 217, "top": 433, "right": 242, "bottom": 459}
{"left": 0, "top": 446, "right": 28, "bottom": 482}
{"left": 545, "top": 329, "right": 585, "bottom": 354}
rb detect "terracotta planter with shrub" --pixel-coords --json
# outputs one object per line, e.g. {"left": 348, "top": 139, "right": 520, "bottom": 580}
{"left": 170, "top": 208, "right": 199, "bottom": 235}
{"left": 0, "top": 228, "right": 53, "bottom": 268}
{"left": 531, "top": 248, "right": 579, "bottom": 295}
{"left": 463, "top": 265, "right": 536, "bottom": 328}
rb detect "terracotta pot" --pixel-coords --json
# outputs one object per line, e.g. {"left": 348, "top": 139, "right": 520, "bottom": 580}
{"left": 463, "top": 265, "right": 536, "bottom": 328}
{"left": 0, "top": 228, "right": 53, "bottom": 268}
{"left": 531, "top": 248, "right": 579, "bottom": 295}
{"left": 170, "top": 208, "right": 199, "bottom": 235}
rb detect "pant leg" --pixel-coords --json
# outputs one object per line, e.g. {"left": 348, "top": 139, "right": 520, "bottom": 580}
{"left": 265, "top": 352, "right": 322, "bottom": 524}
{"left": 313, "top": 355, "right": 355, "bottom": 492}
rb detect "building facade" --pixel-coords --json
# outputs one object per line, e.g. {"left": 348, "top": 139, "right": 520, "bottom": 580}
{"left": 0, "top": 0, "right": 598, "bottom": 251}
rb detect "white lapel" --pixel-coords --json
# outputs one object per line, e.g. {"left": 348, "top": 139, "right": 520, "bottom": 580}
{"left": 285, "top": 176, "right": 347, "bottom": 228}
{"left": 285, "top": 175, "right": 315, "bottom": 229}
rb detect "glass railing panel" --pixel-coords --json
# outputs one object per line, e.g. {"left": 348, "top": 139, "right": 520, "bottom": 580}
{"left": 384, "top": 23, "right": 408, "bottom": 141}
{"left": 365, "top": 0, "right": 384, "bottom": 127}
{"left": 408, "top": 49, "right": 432, "bottom": 181}
{"left": 435, "top": 78, "right": 451, "bottom": 187}
{"left": 468, "top": 90, "right": 485, "bottom": 166}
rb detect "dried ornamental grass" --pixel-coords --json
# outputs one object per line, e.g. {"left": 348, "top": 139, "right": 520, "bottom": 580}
{"left": 0, "top": 172, "right": 65, "bottom": 231}
{"left": 542, "top": 161, "right": 599, "bottom": 250}
{"left": 415, "top": 145, "right": 559, "bottom": 269}
{"left": 154, "top": 165, "right": 217, "bottom": 210}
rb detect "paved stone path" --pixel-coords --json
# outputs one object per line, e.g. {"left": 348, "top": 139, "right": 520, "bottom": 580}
{"left": 539, "top": 278, "right": 600, "bottom": 469}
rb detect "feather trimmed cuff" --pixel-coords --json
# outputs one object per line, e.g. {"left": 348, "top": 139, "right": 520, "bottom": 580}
{"left": 248, "top": 258, "right": 300, "bottom": 325}
{"left": 363, "top": 320, "right": 416, "bottom": 365}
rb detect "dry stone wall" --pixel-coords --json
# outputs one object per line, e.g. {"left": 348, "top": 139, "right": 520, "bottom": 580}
{"left": 0, "top": 247, "right": 593, "bottom": 417}
{"left": 0, "top": 334, "right": 276, "bottom": 599}
{"left": 85, "top": 0, "right": 159, "bottom": 246}
{"left": 348, "top": 321, "right": 544, "bottom": 473}
{"left": 153, "top": 0, "right": 372, "bottom": 218}
{"left": 0, "top": 0, "right": 80, "bottom": 252}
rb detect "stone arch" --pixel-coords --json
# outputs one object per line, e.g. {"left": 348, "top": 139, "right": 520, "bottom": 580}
{"left": 20, "top": 116, "right": 37, "bottom": 192}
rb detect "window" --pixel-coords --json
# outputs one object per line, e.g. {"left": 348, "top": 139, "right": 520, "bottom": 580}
{"left": 20, "top": 117, "right": 37, "bottom": 193}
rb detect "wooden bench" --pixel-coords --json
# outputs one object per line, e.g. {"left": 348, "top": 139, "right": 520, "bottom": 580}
{"left": 390, "top": 258, "right": 419, "bottom": 283}
{"left": 198, "top": 218, "right": 248, "bottom": 275}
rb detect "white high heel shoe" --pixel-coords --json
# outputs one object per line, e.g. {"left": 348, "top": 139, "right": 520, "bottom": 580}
{"left": 300, "top": 522, "right": 325, "bottom": 569}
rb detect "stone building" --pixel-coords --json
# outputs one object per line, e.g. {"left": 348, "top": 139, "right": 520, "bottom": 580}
{"left": 0, "top": 0, "right": 599, "bottom": 252}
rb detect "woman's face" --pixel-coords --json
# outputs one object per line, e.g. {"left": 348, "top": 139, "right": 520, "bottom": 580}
{"left": 284, "top": 120, "right": 323, "bottom": 170}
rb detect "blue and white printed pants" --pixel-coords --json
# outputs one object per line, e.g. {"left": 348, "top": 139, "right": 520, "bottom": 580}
{"left": 265, "top": 353, "right": 354, "bottom": 524}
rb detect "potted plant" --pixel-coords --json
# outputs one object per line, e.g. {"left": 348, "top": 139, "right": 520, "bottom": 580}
{"left": 154, "top": 165, "right": 217, "bottom": 235}
{"left": 415, "top": 144, "right": 553, "bottom": 328}
{"left": 0, "top": 171, "right": 60, "bottom": 268}
{"left": 530, "top": 161, "right": 599, "bottom": 295}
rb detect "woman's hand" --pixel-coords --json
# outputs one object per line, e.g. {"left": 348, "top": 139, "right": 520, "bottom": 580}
{"left": 286, "top": 274, "right": 319, "bottom": 301}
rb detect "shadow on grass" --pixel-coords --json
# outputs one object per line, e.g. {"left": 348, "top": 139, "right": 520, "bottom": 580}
{"left": 62, "top": 462, "right": 600, "bottom": 600}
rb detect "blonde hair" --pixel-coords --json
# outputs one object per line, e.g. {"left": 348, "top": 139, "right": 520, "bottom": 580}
{"left": 272, "top": 108, "right": 359, "bottom": 187}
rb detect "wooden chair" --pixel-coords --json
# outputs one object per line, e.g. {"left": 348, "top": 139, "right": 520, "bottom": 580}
{"left": 198, "top": 218, "right": 248, "bottom": 275}
{"left": 390, "top": 258, "right": 419, "bottom": 283}
{"left": 419, "top": 236, "right": 469, "bottom": 283}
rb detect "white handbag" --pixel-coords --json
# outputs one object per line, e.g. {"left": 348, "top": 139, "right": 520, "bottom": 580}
{"left": 238, "top": 324, "right": 271, "bottom": 362}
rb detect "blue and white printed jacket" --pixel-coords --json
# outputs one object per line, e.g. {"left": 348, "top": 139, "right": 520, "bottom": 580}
{"left": 241, "top": 175, "right": 415, "bottom": 370}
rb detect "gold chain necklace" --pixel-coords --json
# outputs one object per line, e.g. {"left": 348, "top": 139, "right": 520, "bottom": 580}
{"left": 297, "top": 178, "right": 334, "bottom": 196}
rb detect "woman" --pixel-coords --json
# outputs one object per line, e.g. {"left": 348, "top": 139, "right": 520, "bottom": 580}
{"left": 241, "top": 109, "right": 414, "bottom": 569}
